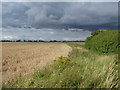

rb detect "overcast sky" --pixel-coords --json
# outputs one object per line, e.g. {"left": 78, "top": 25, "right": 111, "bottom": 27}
{"left": 2, "top": 2, "right": 118, "bottom": 41}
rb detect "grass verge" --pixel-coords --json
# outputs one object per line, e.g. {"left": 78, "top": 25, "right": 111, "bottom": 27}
{"left": 3, "top": 43, "right": 118, "bottom": 88}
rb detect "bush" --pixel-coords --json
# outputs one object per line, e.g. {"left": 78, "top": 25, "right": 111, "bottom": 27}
{"left": 53, "top": 56, "right": 71, "bottom": 64}
{"left": 85, "top": 30, "right": 119, "bottom": 54}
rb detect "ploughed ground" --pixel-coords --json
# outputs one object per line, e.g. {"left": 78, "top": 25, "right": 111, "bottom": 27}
{"left": 2, "top": 42, "right": 72, "bottom": 85}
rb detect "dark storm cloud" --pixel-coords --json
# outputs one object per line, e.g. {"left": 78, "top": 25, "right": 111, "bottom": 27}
{"left": 0, "top": 3, "right": 1, "bottom": 41}
{"left": 2, "top": 2, "right": 118, "bottom": 30}
{"left": 2, "top": 3, "right": 29, "bottom": 28}
{"left": 1, "top": 2, "right": 118, "bottom": 41}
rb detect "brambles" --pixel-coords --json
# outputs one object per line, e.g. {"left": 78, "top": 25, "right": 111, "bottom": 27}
{"left": 85, "top": 30, "right": 119, "bottom": 54}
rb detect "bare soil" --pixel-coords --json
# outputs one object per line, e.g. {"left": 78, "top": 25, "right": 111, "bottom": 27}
{"left": 2, "top": 42, "right": 72, "bottom": 85}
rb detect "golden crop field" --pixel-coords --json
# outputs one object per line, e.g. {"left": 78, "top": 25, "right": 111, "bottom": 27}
{"left": 2, "top": 42, "right": 72, "bottom": 85}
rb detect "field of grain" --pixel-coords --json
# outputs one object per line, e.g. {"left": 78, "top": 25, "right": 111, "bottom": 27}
{"left": 2, "top": 42, "right": 72, "bottom": 85}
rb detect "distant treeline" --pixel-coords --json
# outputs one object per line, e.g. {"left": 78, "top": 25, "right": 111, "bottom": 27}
{"left": 0, "top": 40, "right": 85, "bottom": 42}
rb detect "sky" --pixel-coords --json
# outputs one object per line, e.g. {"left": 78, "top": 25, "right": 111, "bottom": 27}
{"left": 1, "top": 2, "right": 118, "bottom": 41}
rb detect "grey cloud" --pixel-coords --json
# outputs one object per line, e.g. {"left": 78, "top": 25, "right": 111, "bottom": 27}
{"left": 2, "top": 2, "right": 118, "bottom": 30}
{"left": 60, "top": 3, "right": 118, "bottom": 27}
{"left": 2, "top": 28, "right": 91, "bottom": 40}
{"left": 2, "top": 2, "right": 28, "bottom": 28}
{"left": 25, "top": 3, "right": 66, "bottom": 28}
{"left": 0, "top": 3, "right": 1, "bottom": 40}
{"left": 1, "top": 2, "right": 118, "bottom": 40}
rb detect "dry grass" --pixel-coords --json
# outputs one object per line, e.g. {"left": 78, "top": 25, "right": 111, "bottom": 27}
{"left": 2, "top": 42, "right": 72, "bottom": 85}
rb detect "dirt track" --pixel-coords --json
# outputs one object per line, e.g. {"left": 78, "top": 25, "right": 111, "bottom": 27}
{"left": 2, "top": 42, "right": 72, "bottom": 84}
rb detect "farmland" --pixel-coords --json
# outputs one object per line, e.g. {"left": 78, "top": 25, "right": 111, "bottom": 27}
{"left": 2, "top": 42, "right": 72, "bottom": 85}
{"left": 2, "top": 42, "right": 118, "bottom": 88}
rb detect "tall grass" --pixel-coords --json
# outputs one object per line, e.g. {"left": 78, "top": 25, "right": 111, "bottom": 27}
{"left": 4, "top": 43, "right": 118, "bottom": 88}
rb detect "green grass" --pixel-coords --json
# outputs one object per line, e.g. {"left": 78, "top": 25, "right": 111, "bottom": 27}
{"left": 3, "top": 43, "right": 118, "bottom": 88}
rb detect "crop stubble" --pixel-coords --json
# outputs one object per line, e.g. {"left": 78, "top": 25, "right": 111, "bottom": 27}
{"left": 2, "top": 42, "right": 72, "bottom": 85}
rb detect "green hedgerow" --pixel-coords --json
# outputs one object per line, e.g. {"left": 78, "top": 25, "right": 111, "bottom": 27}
{"left": 85, "top": 30, "right": 119, "bottom": 54}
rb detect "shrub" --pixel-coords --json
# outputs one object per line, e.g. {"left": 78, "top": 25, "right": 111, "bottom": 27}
{"left": 53, "top": 56, "right": 70, "bottom": 64}
{"left": 85, "top": 30, "right": 119, "bottom": 54}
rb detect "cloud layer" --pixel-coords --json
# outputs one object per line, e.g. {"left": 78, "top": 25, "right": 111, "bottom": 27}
{"left": 2, "top": 2, "right": 118, "bottom": 40}
{"left": 2, "top": 2, "right": 118, "bottom": 30}
{"left": 2, "top": 28, "right": 91, "bottom": 41}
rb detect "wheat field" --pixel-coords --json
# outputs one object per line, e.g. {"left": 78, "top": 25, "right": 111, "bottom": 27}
{"left": 2, "top": 42, "right": 72, "bottom": 85}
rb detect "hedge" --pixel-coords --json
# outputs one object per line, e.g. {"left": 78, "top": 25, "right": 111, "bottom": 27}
{"left": 85, "top": 30, "right": 119, "bottom": 54}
